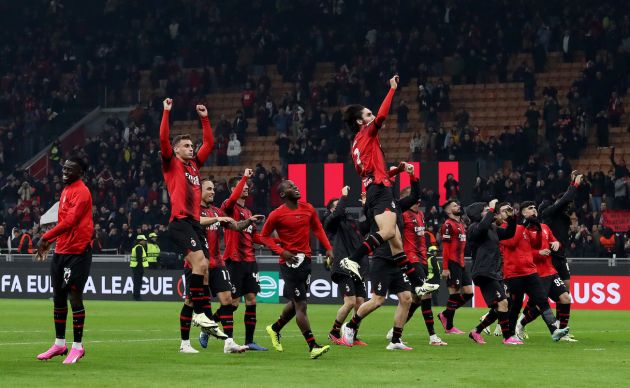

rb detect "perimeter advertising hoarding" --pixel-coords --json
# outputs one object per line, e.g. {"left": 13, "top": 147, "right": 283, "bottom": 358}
{"left": 1, "top": 261, "right": 628, "bottom": 310}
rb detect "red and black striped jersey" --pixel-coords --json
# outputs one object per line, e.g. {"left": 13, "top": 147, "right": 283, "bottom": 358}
{"left": 159, "top": 110, "right": 214, "bottom": 223}
{"left": 402, "top": 209, "right": 427, "bottom": 265}
{"left": 350, "top": 88, "right": 395, "bottom": 188}
{"left": 221, "top": 175, "right": 265, "bottom": 263}
{"left": 200, "top": 204, "right": 225, "bottom": 269}
{"left": 440, "top": 218, "right": 466, "bottom": 268}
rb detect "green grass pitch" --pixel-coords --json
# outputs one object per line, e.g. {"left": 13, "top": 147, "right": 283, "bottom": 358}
{"left": 0, "top": 299, "right": 628, "bottom": 387}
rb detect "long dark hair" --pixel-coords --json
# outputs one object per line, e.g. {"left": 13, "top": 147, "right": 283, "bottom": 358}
{"left": 343, "top": 104, "right": 365, "bottom": 134}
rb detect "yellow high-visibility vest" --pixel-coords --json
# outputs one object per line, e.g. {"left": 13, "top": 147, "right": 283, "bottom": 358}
{"left": 130, "top": 244, "right": 148, "bottom": 268}
{"left": 146, "top": 242, "right": 160, "bottom": 264}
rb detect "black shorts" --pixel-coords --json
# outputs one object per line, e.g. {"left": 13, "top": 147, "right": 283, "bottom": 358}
{"left": 474, "top": 276, "right": 508, "bottom": 307}
{"left": 505, "top": 273, "right": 549, "bottom": 310}
{"left": 369, "top": 257, "right": 411, "bottom": 297}
{"left": 552, "top": 256, "right": 571, "bottom": 280}
{"left": 540, "top": 274, "right": 568, "bottom": 302}
{"left": 168, "top": 218, "right": 209, "bottom": 258}
{"left": 337, "top": 275, "right": 367, "bottom": 299}
{"left": 208, "top": 266, "right": 234, "bottom": 296}
{"left": 51, "top": 247, "right": 92, "bottom": 292}
{"left": 226, "top": 261, "right": 260, "bottom": 297}
{"left": 411, "top": 262, "right": 428, "bottom": 282}
{"left": 447, "top": 261, "right": 472, "bottom": 288}
{"left": 365, "top": 183, "right": 397, "bottom": 217}
{"left": 183, "top": 268, "right": 192, "bottom": 299}
{"left": 280, "top": 259, "right": 311, "bottom": 301}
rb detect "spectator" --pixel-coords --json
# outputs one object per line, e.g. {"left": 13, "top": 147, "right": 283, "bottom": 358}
{"left": 595, "top": 111, "right": 609, "bottom": 147}
{"left": 232, "top": 110, "right": 248, "bottom": 145}
{"left": 241, "top": 82, "right": 256, "bottom": 118}
{"left": 444, "top": 174, "right": 459, "bottom": 200}
{"left": 397, "top": 100, "right": 409, "bottom": 132}
{"left": 227, "top": 133, "right": 242, "bottom": 166}
{"left": 608, "top": 92, "right": 624, "bottom": 127}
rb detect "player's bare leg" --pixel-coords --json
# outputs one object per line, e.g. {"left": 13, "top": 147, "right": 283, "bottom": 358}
{"left": 341, "top": 294, "right": 384, "bottom": 346}
{"left": 386, "top": 291, "right": 413, "bottom": 350}
{"left": 330, "top": 295, "right": 356, "bottom": 344}
{"left": 267, "top": 301, "right": 296, "bottom": 352}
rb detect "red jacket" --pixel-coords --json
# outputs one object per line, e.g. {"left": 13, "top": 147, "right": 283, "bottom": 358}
{"left": 500, "top": 224, "right": 538, "bottom": 279}
{"left": 528, "top": 223, "right": 558, "bottom": 278}
{"left": 42, "top": 180, "right": 94, "bottom": 254}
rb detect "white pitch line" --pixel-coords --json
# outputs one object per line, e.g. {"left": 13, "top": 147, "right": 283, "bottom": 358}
{"left": 0, "top": 329, "right": 162, "bottom": 334}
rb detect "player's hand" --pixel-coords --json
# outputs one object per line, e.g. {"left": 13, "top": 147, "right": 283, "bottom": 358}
{"left": 163, "top": 98, "right": 173, "bottom": 111}
{"left": 574, "top": 174, "right": 583, "bottom": 186}
{"left": 341, "top": 186, "right": 350, "bottom": 196}
{"left": 325, "top": 250, "right": 333, "bottom": 260}
{"left": 324, "top": 256, "right": 333, "bottom": 271}
{"left": 570, "top": 170, "right": 578, "bottom": 182}
{"left": 505, "top": 206, "right": 514, "bottom": 217}
{"left": 359, "top": 192, "right": 366, "bottom": 206}
{"left": 389, "top": 75, "right": 399, "bottom": 89}
{"left": 218, "top": 217, "right": 237, "bottom": 228}
{"left": 550, "top": 241, "right": 560, "bottom": 251}
{"left": 539, "top": 249, "right": 551, "bottom": 256}
{"left": 35, "top": 239, "right": 52, "bottom": 262}
{"left": 196, "top": 104, "right": 208, "bottom": 117}
{"left": 441, "top": 269, "right": 450, "bottom": 280}
{"left": 489, "top": 199, "right": 498, "bottom": 210}
{"left": 404, "top": 162, "right": 414, "bottom": 176}
{"left": 250, "top": 215, "right": 265, "bottom": 223}
{"left": 281, "top": 250, "right": 297, "bottom": 264}
{"left": 244, "top": 168, "right": 253, "bottom": 178}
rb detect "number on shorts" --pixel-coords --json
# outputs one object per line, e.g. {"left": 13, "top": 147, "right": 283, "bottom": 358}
{"left": 222, "top": 270, "right": 230, "bottom": 281}
{"left": 554, "top": 278, "right": 564, "bottom": 287}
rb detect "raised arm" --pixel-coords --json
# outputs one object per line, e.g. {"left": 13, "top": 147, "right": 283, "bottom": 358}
{"left": 195, "top": 104, "right": 215, "bottom": 165}
{"left": 399, "top": 170, "right": 420, "bottom": 212}
{"left": 468, "top": 209, "right": 495, "bottom": 241}
{"left": 221, "top": 169, "right": 252, "bottom": 213}
{"left": 368, "top": 76, "right": 398, "bottom": 136}
{"left": 323, "top": 186, "right": 349, "bottom": 233}
{"left": 497, "top": 215, "right": 517, "bottom": 241}
{"left": 160, "top": 98, "right": 173, "bottom": 160}
{"left": 541, "top": 177, "right": 579, "bottom": 219}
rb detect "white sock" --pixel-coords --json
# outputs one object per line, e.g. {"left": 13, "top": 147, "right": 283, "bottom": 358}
{"left": 55, "top": 338, "right": 66, "bottom": 347}
{"left": 181, "top": 339, "right": 191, "bottom": 347}
{"left": 72, "top": 342, "right": 83, "bottom": 350}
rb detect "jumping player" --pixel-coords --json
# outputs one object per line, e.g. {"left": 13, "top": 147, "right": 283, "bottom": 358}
{"left": 341, "top": 75, "right": 437, "bottom": 297}
{"left": 342, "top": 164, "right": 438, "bottom": 350}
{"left": 437, "top": 200, "right": 473, "bottom": 334}
{"left": 221, "top": 169, "right": 268, "bottom": 350}
{"left": 35, "top": 157, "right": 93, "bottom": 364}
{"left": 261, "top": 180, "right": 333, "bottom": 359}
{"left": 387, "top": 179, "right": 447, "bottom": 346}
{"left": 159, "top": 98, "right": 224, "bottom": 353}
